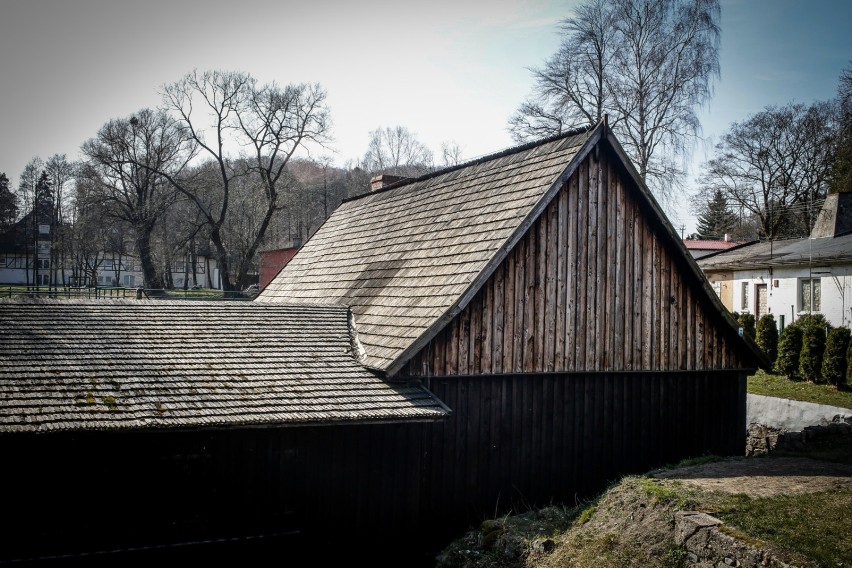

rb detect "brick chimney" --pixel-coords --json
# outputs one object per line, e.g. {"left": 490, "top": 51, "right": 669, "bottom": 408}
{"left": 370, "top": 174, "right": 409, "bottom": 191}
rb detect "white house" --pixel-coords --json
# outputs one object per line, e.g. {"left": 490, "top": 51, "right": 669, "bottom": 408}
{"left": 698, "top": 193, "right": 852, "bottom": 329}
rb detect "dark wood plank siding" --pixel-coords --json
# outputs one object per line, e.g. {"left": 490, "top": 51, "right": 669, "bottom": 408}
{"left": 405, "top": 148, "right": 750, "bottom": 377}
{"left": 417, "top": 371, "right": 747, "bottom": 537}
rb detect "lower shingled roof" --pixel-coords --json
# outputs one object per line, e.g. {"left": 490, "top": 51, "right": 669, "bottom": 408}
{"left": 0, "top": 299, "right": 448, "bottom": 433}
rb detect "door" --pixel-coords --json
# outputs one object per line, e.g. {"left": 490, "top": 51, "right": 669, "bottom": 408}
{"left": 756, "top": 284, "right": 768, "bottom": 319}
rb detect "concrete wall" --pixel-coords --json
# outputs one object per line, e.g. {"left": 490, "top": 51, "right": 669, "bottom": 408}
{"left": 747, "top": 393, "right": 852, "bottom": 431}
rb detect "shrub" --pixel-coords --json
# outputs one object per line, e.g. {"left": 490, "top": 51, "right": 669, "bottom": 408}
{"left": 795, "top": 313, "right": 831, "bottom": 330}
{"left": 776, "top": 324, "right": 803, "bottom": 379}
{"left": 755, "top": 314, "right": 779, "bottom": 365}
{"left": 799, "top": 321, "right": 827, "bottom": 382}
{"left": 737, "top": 313, "right": 756, "bottom": 340}
{"left": 823, "top": 327, "right": 851, "bottom": 387}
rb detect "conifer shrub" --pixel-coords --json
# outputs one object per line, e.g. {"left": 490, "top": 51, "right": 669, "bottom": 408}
{"left": 776, "top": 324, "right": 803, "bottom": 380}
{"left": 737, "top": 313, "right": 756, "bottom": 340}
{"left": 823, "top": 327, "right": 851, "bottom": 387}
{"left": 755, "top": 314, "right": 779, "bottom": 365}
{"left": 799, "top": 321, "right": 828, "bottom": 383}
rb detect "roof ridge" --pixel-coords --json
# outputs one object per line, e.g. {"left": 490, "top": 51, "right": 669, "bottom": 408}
{"left": 343, "top": 125, "right": 595, "bottom": 203}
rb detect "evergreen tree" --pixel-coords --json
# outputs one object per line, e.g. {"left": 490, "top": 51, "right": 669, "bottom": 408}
{"left": 822, "top": 327, "right": 850, "bottom": 387}
{"left": 776, "top": 324, "right": 803, "bottom": 379}
{"left": 696, "top": 189, "right": 738, "bottom": 239}
{"left": 799, "top": 320, "right": 827, "bottom": 382}
{"left": 756, "top": 314, "right": 779, "bottom": 365}
{"left": 0, "top": 172, "right": 17, "bottom": 230}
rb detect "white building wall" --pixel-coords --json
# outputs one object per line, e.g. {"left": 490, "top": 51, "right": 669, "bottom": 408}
{"left": 730, "top": 265, "right": 852, "bottom": 329}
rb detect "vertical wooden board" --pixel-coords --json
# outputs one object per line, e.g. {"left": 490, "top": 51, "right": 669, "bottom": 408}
{"left": 510, "top": 375, "right": 524, "bottom": 494}
{"left": 435, "top": 331, "right": 447, "bottom": 377}
{"left": 697, "top": 306, "right": 706, "bottom": 370}
{"left": 601, "top": 372, "right": 612, "bottom": 480}
{"left": 469, "top": 294, "right": 481, "bottom": 375}
{"left": 586, "top": 156, "right": 599, "bottom": 370}
{"left": 544, "top": 198, "right": 558, "bottom": 371}
{"left": 641, "top": 222, "right": 654, "bottom": 369}
{"left": 671, "top": 259, "right": 681, "bottom": 370}
{"left": 467, "top": 377, "right": 481, "bottom": 491}
{"left": 683, "top": 288, "right": 691, "bottom": 369}
{"left": 603, "top": 159, "right": 619, "bottom": 371}
{"left": 493, "top": 266, "right": 505, "bottom": 374}
{"left": 524, "top": 221, "right": 537, "bottom": 371}
{"left": 622, "top": 195, "right": 634, "bottom": 370}
{"left": 514, "top": 239, "right": 526, "bottom": 372}
{"left": 503, "top": 251, "right": 516, "bottom": 372}
{"left": 549, "top": 374, "right": 563, "bottom": 487}
{"left": 446, "top": 318, "right": 459, "bottom": 376}
{"left": 535, "top": 212, "right": 548, "bottom": 372}
{"left": 599, "top": 156, "right": 611, "bottom": 369}
{"left": 633, "top": 205, "right": 644, "bottom": 369}
{"left": 482, "top": 275, "right": 493, "bottom": 374}
{"left": 525, "top": 375, "right": 546, "bottom": 499}
{"left": 555, "top": 184, "right": 568, "bottom": 369}
{"left": 576, "top": 161, "right": 588, "bottom": 370}
{"left": 572, "top": 375, "right": 585, "bottom": 494}
{"left": 660, "top": 241, "right": 670, "bottom": 370}
{"left": 613, "top": 167, "right": 625, "bottom": 370}
{"left": 567, "top": 172, "right": 579, "bottom": 371}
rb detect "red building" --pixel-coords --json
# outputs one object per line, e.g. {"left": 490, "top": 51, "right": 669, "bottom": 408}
{"left": 259, "top": 246, "right": 299, "bottom": 291}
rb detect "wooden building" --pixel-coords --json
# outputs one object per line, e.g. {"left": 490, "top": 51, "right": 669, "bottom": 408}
{"left": 0, "top": 121, "right": 766, "bottom": 565}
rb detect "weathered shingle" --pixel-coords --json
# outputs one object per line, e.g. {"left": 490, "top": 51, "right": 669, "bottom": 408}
{"left": 258, "top": 130, "right": 594, "bottom": 371}
{"left": 0, "top": 299, "right": 448, "bottom": 433}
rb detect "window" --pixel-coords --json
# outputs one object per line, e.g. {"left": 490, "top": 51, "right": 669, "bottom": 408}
{"left": 741, "top": 282, "right": 749, "bottom": 310}
{"left": 103, "top": 259, "right": 114, "bottom": 270}
{"left": 38, "top": 224, "right": 49, "bottom": 235}
{"left": 123, "top": 275, "right": 135, "bottom": 287}
{"left": 801, "top": 278, "right": 821, "bottom": 312}
{"left": 37, "top": 259, "right": 50, "bottom": 269}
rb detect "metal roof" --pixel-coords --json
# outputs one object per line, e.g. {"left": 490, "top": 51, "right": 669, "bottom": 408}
{"left": 697, "top": 233, "right": 852, "bottom": 271}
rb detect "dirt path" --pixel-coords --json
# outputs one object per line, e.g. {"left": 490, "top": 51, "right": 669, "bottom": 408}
{"left": 652, "top": 456, "right": 852, "bottom": 497}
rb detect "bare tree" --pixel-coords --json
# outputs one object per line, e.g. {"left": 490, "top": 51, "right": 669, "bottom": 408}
{"left": 695, "top": 102, "right": 838, "bottom": 239}
{"left": 509, "top": 0, "right": 720, "bottom": 205}
{"left": 508, "top": 0, "right": 617, "bottom": 139}
{"left": 441, "top": 141, "right": 464, "bottom": 167}
{"left": 44, "top": 154, "right": 74, "bottom": 288}
{"left": 833, "top": 61, "right": 852, "bottom": 192}
{"left": 80, "top": 108, "right": 195, "bottom": 290}
{"left": 362, "top": 126, "right": 433, "bottom": 177}
{"left": 159, "top": 70, "right": 331, "bottom": 291}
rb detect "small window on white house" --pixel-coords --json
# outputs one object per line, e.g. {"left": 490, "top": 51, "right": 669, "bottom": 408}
{"left": 801, "top": 278, "right": 821, "bottom": 312}
{"left": 741, "top": 282, "right": 749, "bottom": 310}
{"left": 103, "top": 259, "right": 113, "bottom": 270}
{"left": 123, "top": 275, "right": 135, "bottom": 287}
{"left": 37, "top": 259, "right": 50, "bottom": 269}
{"left": 38, "top": 224, "right": 49, "bottom": 235}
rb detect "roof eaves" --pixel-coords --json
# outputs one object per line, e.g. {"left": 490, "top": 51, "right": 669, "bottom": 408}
{"left": 383, "top": 122, "right": 605, "bottom": 377}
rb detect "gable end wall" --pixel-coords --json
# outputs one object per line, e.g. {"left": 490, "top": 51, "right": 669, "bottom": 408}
{"left": 403, "top": 147, "right": 752, "bottom": 377}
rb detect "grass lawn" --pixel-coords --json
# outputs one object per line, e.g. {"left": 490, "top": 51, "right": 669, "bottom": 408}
{"left": 748, "top": 369, "right": 852, "bottom": 410}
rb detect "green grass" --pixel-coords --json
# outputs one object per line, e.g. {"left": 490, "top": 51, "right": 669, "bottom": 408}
{"left": 713, "top": 490, "right": 852, "bottom": 567}
{"left": 748, "top": 369, "right": 852, "bottom": 410}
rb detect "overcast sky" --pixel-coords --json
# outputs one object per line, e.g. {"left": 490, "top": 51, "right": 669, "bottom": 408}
{"left": 1, "top": 0, "right": 850, "bottom": 234}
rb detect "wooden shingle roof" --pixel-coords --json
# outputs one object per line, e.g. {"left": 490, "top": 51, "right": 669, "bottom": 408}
{"left": 258, "top": 128, "right": 596, "bottom": 372}
{"left": 0, "top": 300, "right": 448, "bottom": 433}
